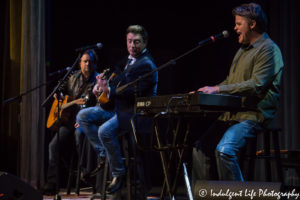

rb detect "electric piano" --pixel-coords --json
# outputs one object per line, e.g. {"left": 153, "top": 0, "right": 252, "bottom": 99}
{"left": 135, "top": 92, "right": 242, "bottom": 114}
{"left": 132, "top": 92, "right": 243, "bottom": 199}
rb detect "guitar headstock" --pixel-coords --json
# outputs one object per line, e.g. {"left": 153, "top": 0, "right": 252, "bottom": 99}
{"left": 100, "top": 68, "right": 111, "bottom": 80}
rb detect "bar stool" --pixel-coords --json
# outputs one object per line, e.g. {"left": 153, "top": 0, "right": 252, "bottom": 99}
{"left": 278, "top": 150, "right": 300, "bottom": 180}
{"left": 66, "top": 135, "right": 97, "bottom": 195}
{"left": 90, "top": 156, "right": 110, "bottom": 200}
{"left": 91, "top": 132, "right": 135, "bottom": 200}
{"left": 241, "top": 128, "right": 284, "bottom": 184}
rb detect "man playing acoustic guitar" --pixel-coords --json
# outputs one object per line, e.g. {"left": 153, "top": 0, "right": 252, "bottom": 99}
{"left": 76, "top": 25, "right": 158, "bottom": 197}
{"left": 41, "top": 50, "right": 99, "bottom": 195}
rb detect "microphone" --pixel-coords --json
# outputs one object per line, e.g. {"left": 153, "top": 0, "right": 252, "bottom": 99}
{"left": 199, "top": 30, "right": 229, "bottom": 46}
{"left": 75, "top": 43, "right": 103, "bottom": 52}
{"left": 49, "top": 67, "right": 72, "bottom": 77}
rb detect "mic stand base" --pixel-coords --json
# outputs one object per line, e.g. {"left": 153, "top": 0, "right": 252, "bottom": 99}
{"left": 54, "top": 194, "right": 62, "bottom": 200}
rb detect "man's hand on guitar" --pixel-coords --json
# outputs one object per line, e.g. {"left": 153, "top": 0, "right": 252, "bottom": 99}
{"left": 97, "top": 73, "right": 105, "bottom": 81}
{"left": 93, "top": 84, "right": 103, "bottom": 97}
{"left": 97, "top": 75, "right": 109, "bottom": 94}
{"left": 74, "top": 98, "right": 86, "bottom": 105}
{"left": 95, "top": 70, "right": 115, "bottom": 104}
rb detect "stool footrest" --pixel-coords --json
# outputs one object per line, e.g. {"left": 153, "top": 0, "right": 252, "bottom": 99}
{"left": 256, "top": 149, "right": 300, "bottom": 156}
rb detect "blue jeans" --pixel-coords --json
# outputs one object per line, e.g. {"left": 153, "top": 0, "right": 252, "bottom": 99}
{"left": 76, "top": 106, "right": 115, "bottom": 158}
{"left": 216, "top": 120, "right": 260, "bottom": 181}
{"left": 99, "top": 114, "right": 125, "bottom": 177}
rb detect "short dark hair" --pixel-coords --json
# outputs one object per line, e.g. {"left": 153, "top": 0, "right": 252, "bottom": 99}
{"left": 126, "top": 25, "right": 148, "bottom": 43}
{"left": 232, "top": 3, "right": 268, "bottom": 33}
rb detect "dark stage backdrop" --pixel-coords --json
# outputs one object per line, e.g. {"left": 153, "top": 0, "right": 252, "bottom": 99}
{"left": 1, "top": 0, "right": 300, "bottom": 188}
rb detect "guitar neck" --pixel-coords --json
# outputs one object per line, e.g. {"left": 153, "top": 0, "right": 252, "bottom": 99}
{"left": 61, "top": 99, "right": 78, "bottom": 110}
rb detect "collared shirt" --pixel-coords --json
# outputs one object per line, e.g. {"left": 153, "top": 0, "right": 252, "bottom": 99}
{"left": 218, "top": 33, "right": 284, "bottom": 124}
{"left": 67, "top": 70, "right": 97, "bottom": 99}
{"left": 125, "top": 48, "right": 147, "bottom": 69}
{"left": 127, "top": 56, "right": 136, "bottom": 66}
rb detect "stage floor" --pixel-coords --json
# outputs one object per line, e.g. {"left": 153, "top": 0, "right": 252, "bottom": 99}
{"left": 43, "top": 192, "right": 163, "bottom": 200}
{"left": 42, "top": 187, "right": 184, "bottom": 200}
{"left": 43, "top": 190, "right": 97, "bottom": 200}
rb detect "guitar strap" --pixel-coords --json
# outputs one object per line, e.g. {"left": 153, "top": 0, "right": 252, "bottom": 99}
{"left": 74, "top": 74, "right": 93, "bottom": 99}
{"left": 78, "top": 82, "right": 91, "bottom": 99}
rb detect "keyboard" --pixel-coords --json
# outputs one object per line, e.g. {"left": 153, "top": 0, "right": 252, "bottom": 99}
{"left": 135, "top": 92, "right": 242, "bottom": 114}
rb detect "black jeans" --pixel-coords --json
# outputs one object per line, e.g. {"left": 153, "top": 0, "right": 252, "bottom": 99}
{"left": 46, "top": 124, "right": 75, "bottom": 184}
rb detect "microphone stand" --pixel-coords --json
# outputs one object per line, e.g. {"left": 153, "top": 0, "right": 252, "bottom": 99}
{"left": 42, "top": 54, "right": 81, "bottom": 107}
{"left": 123, "top": 40, "right": 221, "bottom": 148}
{"left": 1, "top": 79, "right": 55, "bottom": 186}
{"left": 116, "top": 41, "right": 211, "bottom": 95}
{"left": 2, "top": 81, "right": 55, "bottom": 106}
{"left": 42, "top": 52, "right": 82, "bottom": 200}
{"left": 124, "top": 41, "right": 219, "bottom": 199}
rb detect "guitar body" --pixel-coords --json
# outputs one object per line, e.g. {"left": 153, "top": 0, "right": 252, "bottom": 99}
{"left": 46, "top": 95, "right": 72, "bottom": 131}
{"left": 97, "top": 72, "right": 116, "bottom": 104}
{"left": 98, "top": 92, "right": 109, "bottom": 104}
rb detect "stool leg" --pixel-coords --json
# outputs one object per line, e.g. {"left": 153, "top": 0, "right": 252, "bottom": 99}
{"left": 123, "top": 135, "right": 132, "bottom": 200}
{"left": 101, "top": 157, "right": 109, "bottom": 200}
{"left": 272, "top": 130, "right": 284, "bottom": 184}
{"left": 263, "top": 130, "right": 272, "bottom": 181}
{"left": 66, "top": 150, "right": 75, "bottom": 194}
{"left": 75, "top": 136, "right": 87, "bottom": 195}
{"left": 247, "top": 137, "right": 257, "bottom": 181}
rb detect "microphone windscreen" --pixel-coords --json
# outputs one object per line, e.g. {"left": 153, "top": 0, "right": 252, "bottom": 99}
{"left": 96, "top": 43, "right": 103, "bottom": 49}
{"left": 222, "top": 30, "right": 229, "bottom": 38}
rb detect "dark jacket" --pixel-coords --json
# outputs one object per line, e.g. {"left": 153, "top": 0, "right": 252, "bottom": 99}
{"left": 110, "top": 49, "right": 158, "bottom": 131}
{"left": 60, "top": 70, "right": 98, "bottom": 122}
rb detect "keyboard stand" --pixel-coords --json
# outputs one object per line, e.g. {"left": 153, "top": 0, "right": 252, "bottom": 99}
{"left": 131, "top": 111, "right": 195, "bottom": 200}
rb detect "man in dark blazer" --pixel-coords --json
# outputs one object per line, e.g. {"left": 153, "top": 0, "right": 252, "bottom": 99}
{"left": 78, "top": 25, "right": 158, "bottom": 195}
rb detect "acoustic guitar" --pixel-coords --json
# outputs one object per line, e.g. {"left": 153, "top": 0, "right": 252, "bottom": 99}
{"left": 46, "top": 95, "right": 86, "bottom": 131}
{"left": 97, "top": 69, "right": 116, "bottom": 104}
